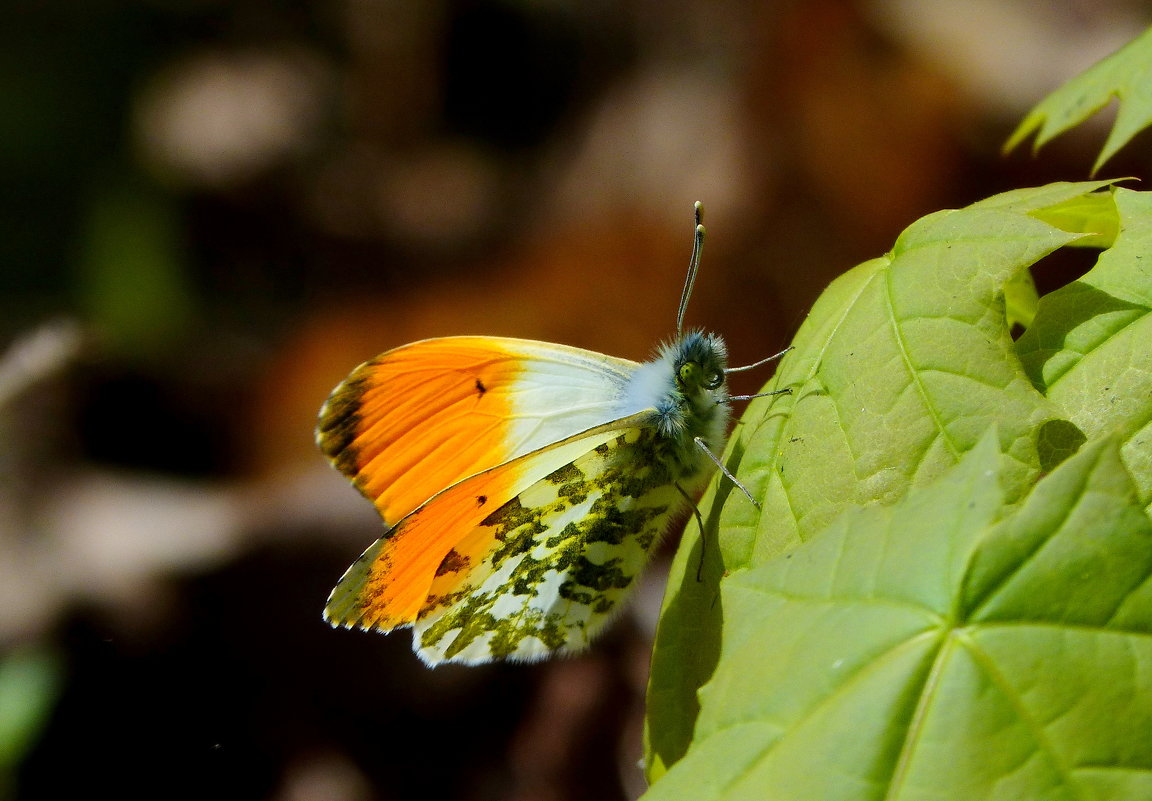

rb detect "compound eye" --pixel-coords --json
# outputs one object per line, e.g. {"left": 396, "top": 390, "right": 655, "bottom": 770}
{"left": 678, "top": 362, "right": 696, "bottom": 385}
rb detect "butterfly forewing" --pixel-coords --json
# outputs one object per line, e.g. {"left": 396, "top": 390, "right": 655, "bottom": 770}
{"left": 316, "top": 336, "right": 637, "bottom": 526}
{"left": 412, "top": 426, "right": 701, "bottom": 665}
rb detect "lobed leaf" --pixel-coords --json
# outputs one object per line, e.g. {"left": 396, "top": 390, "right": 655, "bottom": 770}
{"left": 644, "top": 434, "right": 1152, "bottom": 800}
{"left": 1017, "top": 187, "right": 1152, "bottom": 512}
{"left": 645, "top": 181, "right": 1116, "bottom": 772}
{"left": 1005, "top": 25, "right": 1152, "bottom": 174}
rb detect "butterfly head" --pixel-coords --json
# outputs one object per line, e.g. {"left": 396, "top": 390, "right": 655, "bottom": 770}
{"left": 672, "top": 329, "right": 728, "bottom": 400}
{"left": 631, "top": 329, "right": 730, "bottom": 462}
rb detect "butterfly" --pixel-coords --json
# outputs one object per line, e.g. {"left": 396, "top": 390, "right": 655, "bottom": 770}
{"left": 317, "top": 203, "right": 787, "bottom": 665}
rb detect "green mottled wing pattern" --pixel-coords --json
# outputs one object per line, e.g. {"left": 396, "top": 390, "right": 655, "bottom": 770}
{"left": 412, "top": 426, "right": 699, "bottom": 665}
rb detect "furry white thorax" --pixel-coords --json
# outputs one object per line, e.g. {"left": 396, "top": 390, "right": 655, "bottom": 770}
{"left": 616, "top": 330, "right": 730, "bottom": 468}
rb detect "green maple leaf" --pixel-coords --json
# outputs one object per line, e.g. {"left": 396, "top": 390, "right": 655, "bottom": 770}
{"left": 646, "top": 181, "right": 1119, "bottom": 776}
{"left": 644, "top": 432, "right": 1152, "bottom": 800}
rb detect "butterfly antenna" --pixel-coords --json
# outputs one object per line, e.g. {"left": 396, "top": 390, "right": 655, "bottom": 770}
{"left": 676, "top": 202, "right": 705, "bottom": 337}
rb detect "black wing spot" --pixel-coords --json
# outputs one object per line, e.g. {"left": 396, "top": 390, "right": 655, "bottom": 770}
{"left": 475, "top": 378, "right": 487, "bottom": 396}
{"left": 435, "top": 549, "right": 470, "bottom": 577}
{"left": 477, "top": 494, "right": 488, "bottom": 506}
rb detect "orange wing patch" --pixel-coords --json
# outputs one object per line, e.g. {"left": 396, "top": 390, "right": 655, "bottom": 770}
{"left": 316, "top": 337, "right": 524, "bottom": 525}
{"left": 325, "top": 465, "right": 521, "bottom": 629}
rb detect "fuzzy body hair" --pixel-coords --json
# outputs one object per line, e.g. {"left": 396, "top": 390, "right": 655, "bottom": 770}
{"left": 617, "top": 329, "right": 730, "bottom": 481}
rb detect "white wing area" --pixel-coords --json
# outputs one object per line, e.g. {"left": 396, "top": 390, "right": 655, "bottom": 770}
{"left": 502, "top": 339, "right": 645, "bottom": 460}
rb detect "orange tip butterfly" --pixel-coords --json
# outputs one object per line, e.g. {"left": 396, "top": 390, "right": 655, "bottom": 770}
{"left": 317, "top": 203, "right": 787, "bottom": 665}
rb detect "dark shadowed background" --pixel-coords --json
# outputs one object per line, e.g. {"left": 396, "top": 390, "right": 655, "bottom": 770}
{"left": 1, "top": 2, "right": 1149, "bottom": 799}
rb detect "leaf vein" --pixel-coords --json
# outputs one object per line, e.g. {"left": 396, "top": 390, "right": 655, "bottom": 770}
{"left": 957, "top": 632, "right": 1087, "bottom": 801}
{"left": 882, "top": 265, "right": 964, "bottom": 463}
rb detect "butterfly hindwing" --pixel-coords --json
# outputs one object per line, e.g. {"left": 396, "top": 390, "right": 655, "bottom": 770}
{"left": 322, "top": 419, "right": 648, "bottom": 633}
{"left": 412, "top": 425, "right": 701, "bottom": 665}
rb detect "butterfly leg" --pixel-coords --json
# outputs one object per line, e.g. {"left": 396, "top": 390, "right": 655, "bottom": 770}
{"left": 724, "top": 346, "right": 793, "bottom": 403}
{"left": 725, "top": 347, "right": 792, "bottom": 374}
{"left": 726, "top": 387, "right": 792, "bottom": 403}
{"left": 675, "top": 482, "right": 709, "bottom": 582}
{"left": 692, "top": 436, "right": 760, "bottom": 509}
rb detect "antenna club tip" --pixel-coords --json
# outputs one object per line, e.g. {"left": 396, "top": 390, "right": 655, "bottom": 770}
{"left": 696, "top": 223, "right": 706, "bottom": 236}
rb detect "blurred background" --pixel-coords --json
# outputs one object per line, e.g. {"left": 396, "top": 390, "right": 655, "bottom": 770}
{"left": 1, "top": 1, "right": 1149, "bottom": 799}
